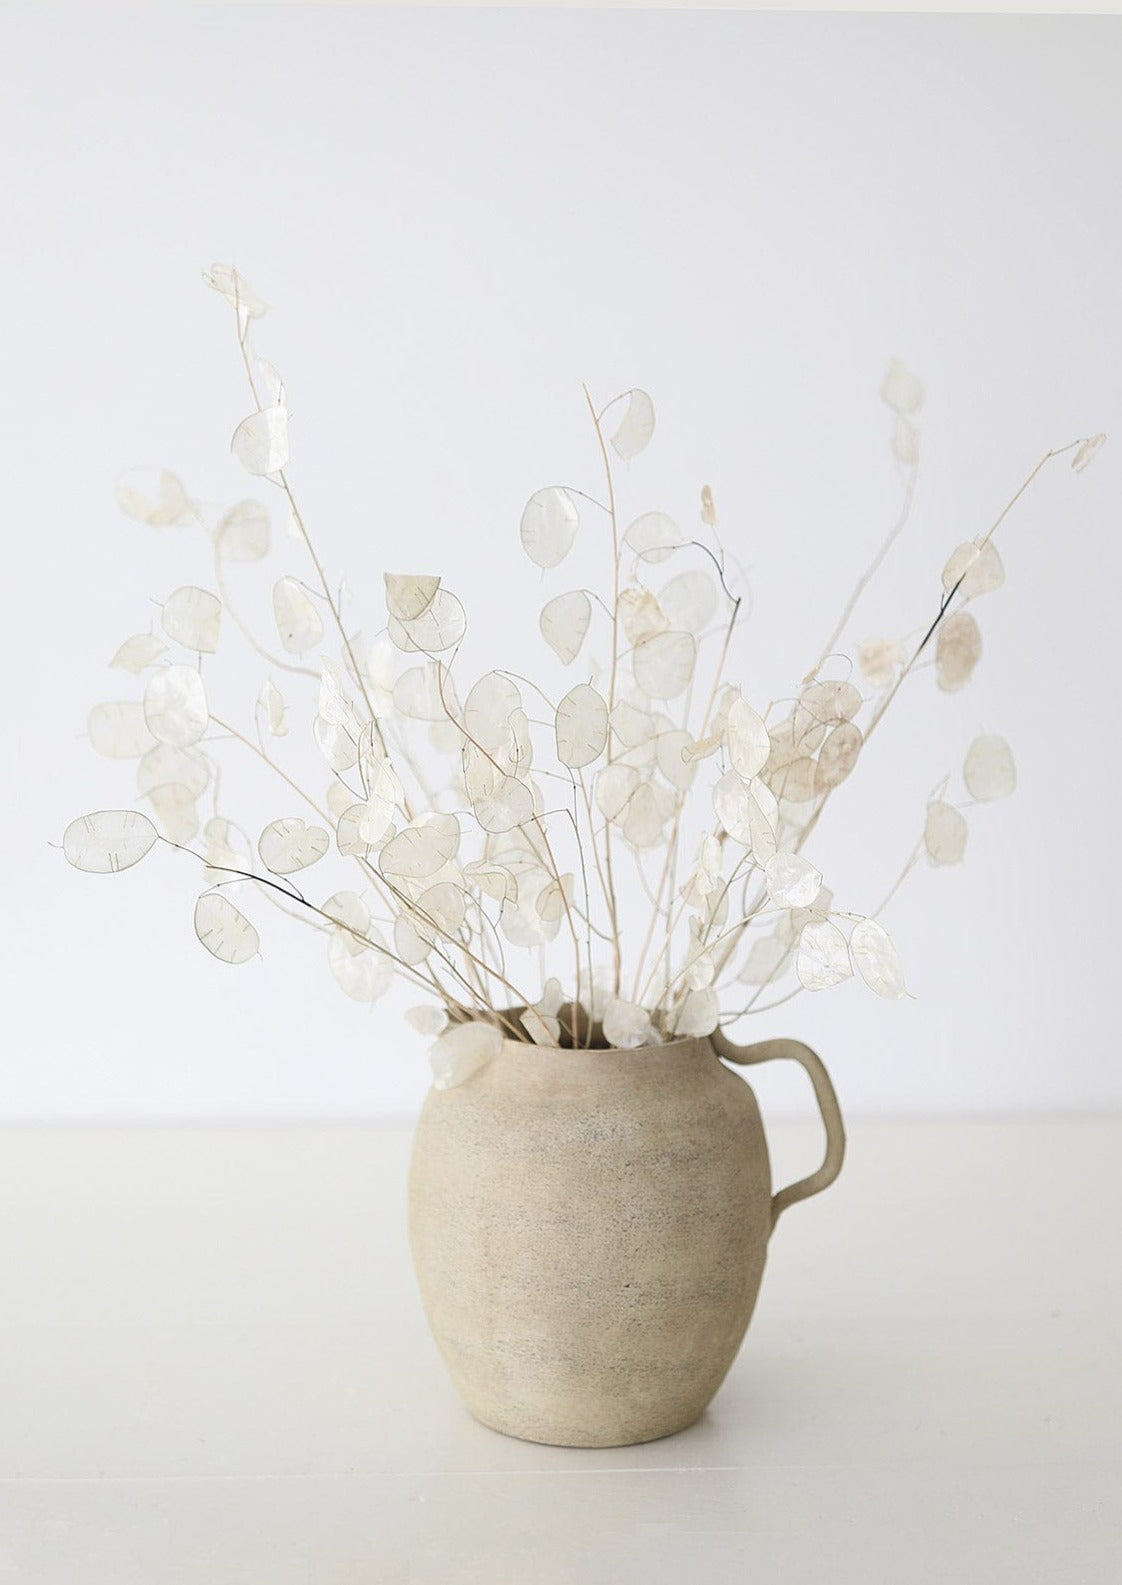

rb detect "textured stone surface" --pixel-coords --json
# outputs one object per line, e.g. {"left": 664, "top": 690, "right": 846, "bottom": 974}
{"left": 407, "top": 1038, "right": 775, "bottom": 1447}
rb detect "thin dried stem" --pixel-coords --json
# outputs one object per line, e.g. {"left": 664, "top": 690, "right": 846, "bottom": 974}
{"left": 582, "top": 382, "right": 623, "bottom": 995}
{"left": 428, "top": 657, "right": 584, "bottom": 1018}
{"left": 208, "top": 714, "right": 332, "bottom": 826}
{"left": 708, "top": 440, "right": 1082, "bottom": 1003}
{"left": 208, "top": 712, "right": 427, "bottom": 984}
{"left": 231, "top": 308, "right": 410, "bottom": 820}
{"left": 212, "top": 551, "right": 318, "bottom": 682}
{"left": 631, "top": 591, "right": 743, "bottom": 1008}
{"left": 805, "top": 459, "right": 919, "bottom": 684}
{"left": 721, "top": 982, "right": 804, "bottom": 1020}
{"left": 162, "top": 840, "right": 446, "bottom": 996}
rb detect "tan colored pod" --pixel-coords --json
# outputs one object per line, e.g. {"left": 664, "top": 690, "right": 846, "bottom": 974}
{"left": 408, "top": 1030, "right": 844, "bottom": 1448}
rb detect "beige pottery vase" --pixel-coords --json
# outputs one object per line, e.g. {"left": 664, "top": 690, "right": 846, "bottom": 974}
{"left": 407, "top": 1028, "right": 845, "bottom": 1448}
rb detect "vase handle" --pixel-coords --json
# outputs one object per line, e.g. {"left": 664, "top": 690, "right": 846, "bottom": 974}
{"left": 709, "top": 1031, "right": 846, "bottom": 1230}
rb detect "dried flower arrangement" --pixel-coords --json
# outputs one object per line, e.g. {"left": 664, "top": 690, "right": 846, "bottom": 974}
{"left": 65, "top": 267, "right": 1106, "bottom": 1088}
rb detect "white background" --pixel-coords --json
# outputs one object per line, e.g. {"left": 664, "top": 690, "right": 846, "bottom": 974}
{"left": 1, "top": 4, "right": 1118, "bottom": 1121}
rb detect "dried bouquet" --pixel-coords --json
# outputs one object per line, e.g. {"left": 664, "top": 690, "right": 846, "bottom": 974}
{"left": 65, "top": 268, "right": 1105, "bottom": 1087}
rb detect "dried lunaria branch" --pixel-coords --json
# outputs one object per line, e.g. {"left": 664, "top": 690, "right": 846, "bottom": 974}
{"left": 65, "top": 265, "right": 1106, "bottom": 1085}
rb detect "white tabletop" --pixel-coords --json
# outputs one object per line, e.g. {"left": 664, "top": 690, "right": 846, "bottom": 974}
{"left": 1, "top": 1115, "right": 1119, "bottom": 1583}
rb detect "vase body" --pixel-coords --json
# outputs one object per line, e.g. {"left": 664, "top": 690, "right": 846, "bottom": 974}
{"left": 407, "top": 1036, "right": 775, "bottom": 1448}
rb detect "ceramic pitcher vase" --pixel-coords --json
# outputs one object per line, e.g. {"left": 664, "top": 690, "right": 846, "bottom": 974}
{"left": 407, "top": 1028, "right": 845, "bottom": 1448}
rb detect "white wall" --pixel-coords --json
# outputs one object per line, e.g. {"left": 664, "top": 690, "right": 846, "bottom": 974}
{"left": 2, "top": 5, "right": 1119, "bottom": 1120}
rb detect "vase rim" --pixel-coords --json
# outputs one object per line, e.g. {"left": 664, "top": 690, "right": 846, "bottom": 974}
{"left": 448, "top": 1008, "right": 730, "bottom": 1063}
{"left": 498, "top": 1028, "right": 717, "bottom": 1061}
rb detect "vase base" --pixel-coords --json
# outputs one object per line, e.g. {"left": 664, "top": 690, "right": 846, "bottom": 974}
{"left": 465, "top": 1403, "right": 707, "bottom": 1450}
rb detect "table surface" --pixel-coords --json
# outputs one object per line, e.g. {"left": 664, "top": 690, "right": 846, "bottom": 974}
{"left": 0, "top": 1114, "right": 1119, "bottom": 1584}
